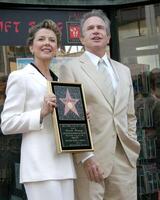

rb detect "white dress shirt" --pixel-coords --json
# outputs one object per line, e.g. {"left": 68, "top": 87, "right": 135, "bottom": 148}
{"left": 85, "top": 51, "right": 118, "bottom": 90}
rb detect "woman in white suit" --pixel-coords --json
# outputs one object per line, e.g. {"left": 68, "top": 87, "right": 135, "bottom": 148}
{"left": 1, "top": 19, "right": 76, "bottom": 200}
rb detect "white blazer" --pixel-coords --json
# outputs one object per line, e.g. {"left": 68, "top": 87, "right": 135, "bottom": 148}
{"left": 1, "top": 64, "right": 76, "bottom": 183}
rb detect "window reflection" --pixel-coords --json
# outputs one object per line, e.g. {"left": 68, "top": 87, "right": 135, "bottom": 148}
{"left": 117, "top": 3, "right": 160, "bottom": 199}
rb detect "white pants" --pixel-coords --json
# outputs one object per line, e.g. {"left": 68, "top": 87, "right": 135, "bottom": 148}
{"left": 24, "top": 179, "right": 74, "bottom": 200}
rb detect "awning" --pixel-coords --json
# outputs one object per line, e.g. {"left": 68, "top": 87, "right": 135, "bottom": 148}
{"left": 0, "top": 0, "right": 150, "bottom": 6}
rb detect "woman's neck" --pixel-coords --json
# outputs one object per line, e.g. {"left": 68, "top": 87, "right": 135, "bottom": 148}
{"left": 33, "top": 61, "right": 53, "bottom": 81}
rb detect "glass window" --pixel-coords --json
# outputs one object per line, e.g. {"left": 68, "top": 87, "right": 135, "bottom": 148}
{"left": 117, "top": 3, "right": 160, "bottom": 199}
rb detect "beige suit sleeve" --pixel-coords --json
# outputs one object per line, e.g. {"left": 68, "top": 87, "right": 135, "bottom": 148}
{"left": 127, "top": 69, "right": 137, "bottom": 141}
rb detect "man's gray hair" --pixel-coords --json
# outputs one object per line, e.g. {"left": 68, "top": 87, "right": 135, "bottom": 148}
{"left": 80, "top": 9, "right": 111, "bottom": 37}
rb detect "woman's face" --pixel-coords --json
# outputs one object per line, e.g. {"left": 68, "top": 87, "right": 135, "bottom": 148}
{"left": 29, "top": 28, "right": 58, "bottom": 61}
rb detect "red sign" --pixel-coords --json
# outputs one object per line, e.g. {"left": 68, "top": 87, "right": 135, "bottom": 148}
{"left": 0, "top": 9, "right": 87, "bottom": 45}
{"left": 69, "top": 25, "right": 80, "bottom": 39}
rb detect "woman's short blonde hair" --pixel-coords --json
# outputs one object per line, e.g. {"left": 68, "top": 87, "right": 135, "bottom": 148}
{"left": 27, "top": 19, "right": 61, "bottom": 48}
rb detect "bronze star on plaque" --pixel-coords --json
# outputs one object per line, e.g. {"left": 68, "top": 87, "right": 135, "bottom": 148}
{"left": 59, "top": 89, "right": 80, "bottom": 116}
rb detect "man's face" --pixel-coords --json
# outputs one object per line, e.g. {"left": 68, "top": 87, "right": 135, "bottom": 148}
{"left": 80, "top": 16, "right": 110, "bottom": 55}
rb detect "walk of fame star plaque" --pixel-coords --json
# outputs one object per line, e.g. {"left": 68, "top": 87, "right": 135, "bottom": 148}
{"left": 48, "top": 81, "right": 94, "bottom": 153}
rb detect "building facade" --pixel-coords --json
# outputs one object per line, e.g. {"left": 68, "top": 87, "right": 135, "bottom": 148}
{"left": 0, "top": 0, "right": 160, "bottom": 199}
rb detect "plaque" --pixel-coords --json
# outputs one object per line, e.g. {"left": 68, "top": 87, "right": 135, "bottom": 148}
{"left": 48, "top": 81, "right": 94, "bottom": 153}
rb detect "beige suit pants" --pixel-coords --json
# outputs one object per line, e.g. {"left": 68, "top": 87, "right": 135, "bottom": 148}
{"left": 75, "top": 139, "right": 137, "bottom": 200}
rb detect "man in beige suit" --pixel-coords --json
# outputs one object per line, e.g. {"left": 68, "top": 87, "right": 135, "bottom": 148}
{"left": 59, "top": 9, "right": 140, "bottom": 200}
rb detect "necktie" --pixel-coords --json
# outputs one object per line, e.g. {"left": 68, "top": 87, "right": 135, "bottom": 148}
{"left": 98, "top": 59, "right": 115, "bottom": 106}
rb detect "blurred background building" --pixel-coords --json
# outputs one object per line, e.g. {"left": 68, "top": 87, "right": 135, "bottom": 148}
{"left": 0, "top": 0, "right": 159, "bottom": 199}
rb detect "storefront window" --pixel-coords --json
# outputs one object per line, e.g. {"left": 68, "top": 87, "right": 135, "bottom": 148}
{"left": 0, "top": 3, "right": 159, "bottom": 199}
{"left": 118, "top": 4, "right": 160, "bottom": 69}
{"left": 117, "top": 3, "right": 160, "bottom": 199}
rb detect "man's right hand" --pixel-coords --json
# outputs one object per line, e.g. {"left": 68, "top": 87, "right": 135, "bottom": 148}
{"left": 83, "top": 157, "right": 104, "bottom": 183}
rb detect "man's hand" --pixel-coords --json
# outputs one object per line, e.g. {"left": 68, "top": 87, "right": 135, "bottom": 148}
{"left": 86, "top": 109, "right": 91, "bottom": 120}
{"left": 83, "top": 157, "right": 104, "bottom": 183}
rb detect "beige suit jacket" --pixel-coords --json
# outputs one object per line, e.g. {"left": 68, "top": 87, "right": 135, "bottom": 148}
{"left": 59, "top": 53, "right": 140, "bottom": 178}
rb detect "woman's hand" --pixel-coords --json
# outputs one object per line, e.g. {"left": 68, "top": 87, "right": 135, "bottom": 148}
{"left": 40, "top": 94, "right": 57, "bottom": 121}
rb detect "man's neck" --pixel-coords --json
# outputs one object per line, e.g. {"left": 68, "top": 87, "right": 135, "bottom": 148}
{"left": 85, "top": 50, "right": 106, "bottom": 59}
{"left": 86, "top": 49, "right": 106, "bottom": 58}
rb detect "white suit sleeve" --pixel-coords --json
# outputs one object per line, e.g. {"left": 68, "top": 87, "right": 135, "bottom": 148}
{"left": 1, "top": 71, "right": 42, "bottom": 135}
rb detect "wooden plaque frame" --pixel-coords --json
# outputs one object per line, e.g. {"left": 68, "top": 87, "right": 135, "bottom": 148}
{"left": 48, "top": 81, "right": 94, "bottom": 153}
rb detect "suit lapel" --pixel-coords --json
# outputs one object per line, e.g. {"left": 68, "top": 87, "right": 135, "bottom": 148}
{"left": 24, "top": 64, "right": 47, "bottom": 87}
{"left": 79, "top": 54, "right": 115, "bottom": 108}
{"left": 109, "top": 59, "right": 126, "bottom": 110}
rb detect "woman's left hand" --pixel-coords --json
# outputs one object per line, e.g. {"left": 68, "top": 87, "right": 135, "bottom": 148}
{"left": 40, "top": 94, "right": 57, "bottom": 120}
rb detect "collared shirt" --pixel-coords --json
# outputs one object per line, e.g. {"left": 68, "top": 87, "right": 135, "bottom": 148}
{"left": 81, "top": 51, "right": 118, "bottom": 163}
{"left": 85, "top": 51, "right": 118, "bottom": 90}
